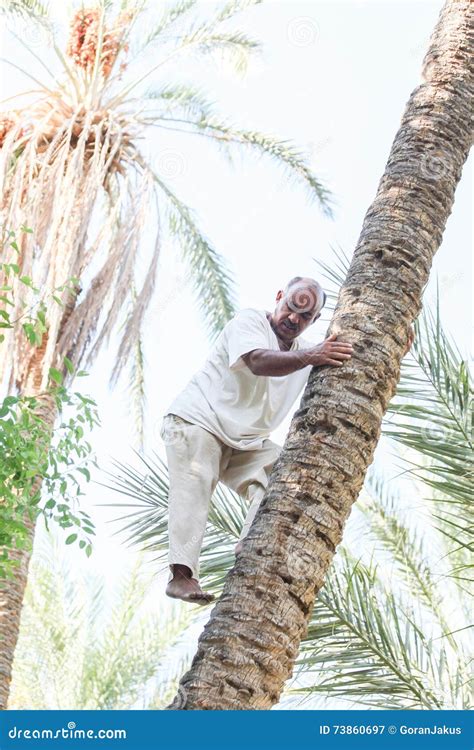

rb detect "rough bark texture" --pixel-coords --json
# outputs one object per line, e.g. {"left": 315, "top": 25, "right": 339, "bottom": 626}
{"left": 0, "top": 384, "right": 56, "bottom": 711}
{"left": 0, "top": 513, "right": 36, "bottom": 712}
{"left": 169, "top": 0, "right": 473, "bottom": 710}
{"left": 0, "top": 292, "right": 78, "bottom": 710}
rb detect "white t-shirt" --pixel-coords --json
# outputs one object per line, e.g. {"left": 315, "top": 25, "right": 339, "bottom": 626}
{"left": 164, "top": 308, "right": 314, "bottom": 450}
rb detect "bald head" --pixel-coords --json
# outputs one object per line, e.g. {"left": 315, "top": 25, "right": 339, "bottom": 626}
{"left": 268, "top": 276, "right": 326, "bottom": 346}
{"left": 284, "top": 276, "right": 326, "bottom": 315}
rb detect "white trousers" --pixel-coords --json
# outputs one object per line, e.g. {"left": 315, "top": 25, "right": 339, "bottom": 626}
{"left": 160, "top": 414, "right": 281, "bottom": 581}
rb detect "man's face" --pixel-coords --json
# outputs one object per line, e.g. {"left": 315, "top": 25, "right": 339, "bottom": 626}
{"left": 271, "top": 284, "right": 323, "bottom": 343}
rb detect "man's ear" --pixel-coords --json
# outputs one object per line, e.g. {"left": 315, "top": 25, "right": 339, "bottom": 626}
{"left": 275, "top": 289, "right": 284, "bottom": 302}
{"left": 311, "top": 312, "right": 321, "bottom": 324}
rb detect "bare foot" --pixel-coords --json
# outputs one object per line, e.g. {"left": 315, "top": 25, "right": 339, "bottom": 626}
{"left": 166, "top": 565, "right": 215, "bottom": 606}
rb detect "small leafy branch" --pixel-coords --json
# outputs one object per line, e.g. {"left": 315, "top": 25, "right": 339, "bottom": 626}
{"left": 0, "top": 226, "right": 100, "bottom": 580}
{"left": 0, "top": 375, "right": 100, "bottom": 579}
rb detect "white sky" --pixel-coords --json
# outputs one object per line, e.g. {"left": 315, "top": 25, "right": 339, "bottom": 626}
{"left": 1, "top": 0, "right": 472, "bottom": 707}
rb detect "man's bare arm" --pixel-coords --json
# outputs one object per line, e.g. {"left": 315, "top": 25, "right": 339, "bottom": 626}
{"left": 242, "top": 334, "right": 353, "bottom": 377}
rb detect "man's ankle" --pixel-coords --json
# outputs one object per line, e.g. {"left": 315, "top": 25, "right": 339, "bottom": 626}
{"left": 171, "top": 564, "right": 193, "bottom": 580}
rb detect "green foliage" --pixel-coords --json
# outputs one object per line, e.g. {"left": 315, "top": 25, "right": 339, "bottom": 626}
{"left": 0, "top": 384, "right": 100, "bottom": 580}
{"left": 385, "top": 305, "right": 473, "bottom": 577}
{"left": 0, "top": 227, "right": 100, "bottom": 579}
{"left": 295, "top": 490, "right": 471, "bottom": 710}
{"left": 102, "top": 451, "right": 242, "bottom": 587}
{"left": 0, "top": 0, "right": 49, "bottom": 19}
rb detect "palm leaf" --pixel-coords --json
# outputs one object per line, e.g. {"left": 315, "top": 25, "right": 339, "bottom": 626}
{"left": 296, "top": 550, "right": 469, "bottom": 709}
{"left": 102, "top": 446, "right": 472, "bottom": 708}
{"left": 151, "top": 115, "right": 333, "bottom": 211}
{"left": 0, "top": 0, "right": 48, "bottom": 18}
{"left": 144, "top": 83, "right": 217, "bottom": 121}
{"left": 99, "top": 451, "right": 244, "bottom": 591}
{"left": 358, "top": 473, "right": 470, "bottom": 650}
{"left": 184, "top": 30, "right": 261, "bottom": 74}
{"left": 148, "top": 167, "right": 237, "bottom": 337}
{"left": 142, "top": 0, "right": 198, "bottom": 48}
{"left": 386, "top": 306, "right": 473, "bottom": 570}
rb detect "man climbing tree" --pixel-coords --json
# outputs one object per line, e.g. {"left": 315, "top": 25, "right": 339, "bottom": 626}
{"left": 169, "top": 0, "right": 473, "bottom": 709}
{"left": 161, "top": 278, "right": 354, "bottom": 604}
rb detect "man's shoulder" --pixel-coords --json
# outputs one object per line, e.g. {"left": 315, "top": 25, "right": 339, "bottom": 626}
{"left": 227, "top": 308, "right": 268, "bottom": 327}
{"left": 234, "top": 307, "right": 266, "bottom": 319}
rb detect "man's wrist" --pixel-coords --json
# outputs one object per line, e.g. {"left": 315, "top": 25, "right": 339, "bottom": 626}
{"left": 297, "top": 349, "right": 314, "bottom": 369}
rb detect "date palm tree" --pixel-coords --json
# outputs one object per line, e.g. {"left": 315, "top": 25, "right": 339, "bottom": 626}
{"left": 106, "top": 304, "right": 472, "bottom": 709}
{"left": 108, "top": 0, "right": 472, "bottom": 709}
{"left": 0, "top": 0, "right": 331, "bottom": 709}
{"left": 163, "top": 0, "right": 472, "bottom": 709}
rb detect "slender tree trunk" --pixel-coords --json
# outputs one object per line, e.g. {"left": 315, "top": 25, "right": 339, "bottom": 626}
{"left": 0, "top": 377, "right": 56, "bottom": 711}
{"left": 0, "top": 512, "right": 36, "bottom": 712}
{"left": 169, "top": 0, "right": 473, "bottom": 710}
{"left": 0, "top": 292, "right": 78, "bottom": 710}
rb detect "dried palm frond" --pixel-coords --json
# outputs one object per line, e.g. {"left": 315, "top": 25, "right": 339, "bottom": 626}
{"left": 1, "top": 0, "right": 331, "bottom": 400}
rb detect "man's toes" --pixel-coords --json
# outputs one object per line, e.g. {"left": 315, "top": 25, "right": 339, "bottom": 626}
{"left": 189, "top": 591, "right": 215, "bottom": 604}
{"left": 165, "top": 577, "right": 215, "bottom": 605}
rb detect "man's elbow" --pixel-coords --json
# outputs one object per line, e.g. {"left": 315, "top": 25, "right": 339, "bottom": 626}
{"left": 242, "top": 351, "right": 264, "bottom": 375}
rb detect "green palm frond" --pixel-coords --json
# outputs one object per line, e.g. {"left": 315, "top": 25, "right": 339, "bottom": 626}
{"left": 316, "top": 249, "right": 472, "bottom": 573}
{"left": 189, "top": 30, "right": 261, "bottom": 74}
{"left": 387, "top": 308, "right": 472, "bottom": 468}
{"left": 102, "top": 446, "right": 473, "bottom": 708}
{"left": 212, "top": 0, "right": 262, "bottom": 25}
{"left": 140, "top": 0, "right": 261, "bottom": 61}
{"left": 149, "top": 168, "right": 236, "bottom": 337}
{"left": 100, "top": 451, "right": 245, "bottom": 591}
{"left": 296, "top": 550, "right": 468, "bottom": 709}
{"left": 0, "top": 0, "right": 48, "bottom": 18}
{"left": 9, "top": 534, "right": 192, "bottom": 709}
{"left": 359, "top": 474, "right": 469, "bottom": 649}
{"left": 181, "top": 0, "right": 262, "bottom": 43}
{"left": 144, "top": 83, "right": 217, "bottom": 121}
{"left": 386, "top": 305, "right": 473, "bottom": 570}
{"left": 151, "top": 115, "right": 333, "bottom": 211}
{"left": 100, "top": 453, "right": 171, "bottom": 556}
{"left": 313, "top": 244, "right": 350, "bottom": 301}
{"left": 143, "top": 0, "right": 198, "bottom": 48}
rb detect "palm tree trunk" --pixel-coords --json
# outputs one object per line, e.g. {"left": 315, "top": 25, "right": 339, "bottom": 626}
{"left": 0, "top": 387, "right": 56, "bottom": 711}
{"left": 0, "top": 292, "right": 78, "bottom": 710}
{"left": 169, "top": 0, "right": 473, "bottom": 710}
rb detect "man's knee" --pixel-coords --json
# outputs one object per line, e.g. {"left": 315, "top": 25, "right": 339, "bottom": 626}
{"left": 262, "top": 441, "right": 282, "bottom": 482}
{"left": 244, "top": 481, "right": 265, "bottom": 503}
